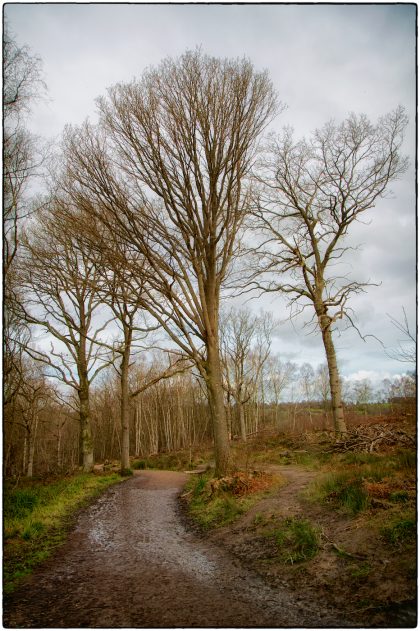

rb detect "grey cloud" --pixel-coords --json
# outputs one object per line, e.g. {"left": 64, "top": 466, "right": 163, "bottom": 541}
{"left": 5, "top": 3, "right": 416, "bottom": 380}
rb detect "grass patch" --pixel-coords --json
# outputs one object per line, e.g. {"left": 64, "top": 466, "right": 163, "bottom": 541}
{"left": 185, "top": 470, "right": 278, "bottom": 529}
{"left": 271, "top": 517, "right": 320, "bottom": 564}
{"left": 389, "top": 490, "right": 409, "bottom": 503}
{"left": 349, "top": 561, "right": 372, "bottom": 579}
{"left": 310, "top": 471, "right": 370, "bottom": 515}
{"left": 380, "top": 513, "right": 416, "bottom": 548}
{"left": 185, "top": 473, "right": 251, "bottom": 528}
{"left": 308, "top": 447, "right": 416, "bottom": 516}
{"left": 4, "top": 472, "right": 122, "bottom": 593}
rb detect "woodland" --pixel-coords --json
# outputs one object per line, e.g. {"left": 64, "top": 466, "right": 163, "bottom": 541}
{"left": 4, "top": 27, "right": 414, "bottom": 480}
{"left": 3, "top": 26, "right": 417, "bottom": 626}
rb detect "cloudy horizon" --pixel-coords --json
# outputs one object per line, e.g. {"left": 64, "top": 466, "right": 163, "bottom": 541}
{"left": 5, "top": 2, "right": 416, "bottom": 388}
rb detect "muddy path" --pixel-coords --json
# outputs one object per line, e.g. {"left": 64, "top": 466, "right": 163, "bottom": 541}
{"left": 4, "top": 470, "right": 351, "bottom": 628}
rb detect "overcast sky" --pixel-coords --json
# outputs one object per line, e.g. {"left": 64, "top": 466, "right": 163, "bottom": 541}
{"left": 5, "top": 2, "right": 417, "bottom": 387}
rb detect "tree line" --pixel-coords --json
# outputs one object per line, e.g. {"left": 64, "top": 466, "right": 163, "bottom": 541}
{"left": 4, "top": 27, "right": 410, "bottom": 477}
{"left": 5, "top": 338, "right": 414, "bottom": 479}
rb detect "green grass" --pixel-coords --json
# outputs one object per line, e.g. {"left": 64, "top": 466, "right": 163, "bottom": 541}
{"left": 380, "top": 513, "right": 416, "bottom": 547}
{"left": 185, "top": 473, "right": 253, "bottom": 529}
{"left": 389, "top": 490, "right": 409, "bottom": 503}
{"left": 309, "top": 471, "right": 370, "bottom": 515}
{"left": 339, "top": 448, "right": 416, "bottom": 472}
{"left": 4, "top": 472, "right": 123, "bottom": 593}
{"left": 271, "top": 517, "right": 320, "bottom": 564}
{"left": 308, "top": 447, "right": 416, "bottom": 516}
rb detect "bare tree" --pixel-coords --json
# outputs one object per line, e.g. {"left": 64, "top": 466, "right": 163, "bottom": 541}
{"left": 4, "top": 356, "right": 51, "bottom": 477}
{"left": 386, "top": 307, "right": 416, "bottom": 365}
{"left": 314, "top": 362, "right": 331, "bottom": 427}
{"left": 61, "top": 50, "right": 278, "bottom": 475}
{"left": 65, "top": 211, "right": 154, "bottom": 473}
{"left": 352, "top": 378, "right": 374, "bottom": 415}
{"left": 18, "top": 360, "right": 52, "bottom": 477}
{"left": 299, "top": 362, "right": 316, "bottom": 424}
{"left": 60, "top": 208, "right": 193, "bottom": 472}
{"left": 220, "top": 307, "right": 274, "bottom": 441}
{"left": 3, "top": 25, "right": 46, "bottom": 417}
{"left": 263, "top": 354, "right": 297, "bottom": 426}
{"left": 18, "top": 203, "right": 113, "bottom": 471}
{"left": 251, "top": 108, "right": 408, "bottom": 434}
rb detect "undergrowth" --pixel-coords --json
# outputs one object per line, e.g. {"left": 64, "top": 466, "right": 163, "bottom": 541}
{"left": 307, "top": 448, "right": 416, "bottom": 516}
{"left": 380, "top": 512, "right": 416, "bottom": 548}
{"left": 184, "top": 470, "right": 279, "bottom": 529}
{"left": 132, "top": 448, "right": 212, "bottom": 472}
{"left": 4, "top": 472, "right": 122, "bottom": 593}
{"left": 271, "top": 517, "right": 321, "bottom": 564}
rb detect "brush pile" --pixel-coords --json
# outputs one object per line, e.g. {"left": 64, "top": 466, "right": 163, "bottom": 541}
{"left": 328, "top": 423, "right": 415, "bottom": 453}
{"left": 209, "top": 470, "right": 273, "bottom": 496}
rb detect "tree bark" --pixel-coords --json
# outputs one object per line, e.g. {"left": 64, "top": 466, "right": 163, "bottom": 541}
{"left": 26, "top": 415, "right": 38, "bottom": 478}
{"left": 238, "top": 401, "right": 247, "bottom": 442}
{"left": 79, "top": 379, "right": 94, "bottom": 472}
{"left": 120, "top": 328, "right": 132, "bottom": 472}
{"left": 320, "top": 316, "right": 347, "bottom": 435}
{"left": 206, "top": 340, "right": 231, "bottom": 477}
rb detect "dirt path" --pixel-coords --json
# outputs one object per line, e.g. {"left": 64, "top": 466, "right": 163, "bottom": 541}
{"left": 208, "top": 465, "right": 417, "bottom": 628}
{"left": 4, "top": 469, "right": 352, "bottom": 628}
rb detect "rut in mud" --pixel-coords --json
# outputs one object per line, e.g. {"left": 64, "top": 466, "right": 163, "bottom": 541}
{"left": 4, "top": 470, "right": 350, "bottom": 628}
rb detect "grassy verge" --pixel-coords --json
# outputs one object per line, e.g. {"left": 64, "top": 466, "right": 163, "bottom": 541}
{"left": 184, "top": 470, "right": 282, "bottom": 529}
{"left": 4, "top": 472, "right": 123, "bottom": 593}
{"left": 307, "top": 449, "right": 416, "bottom": 516}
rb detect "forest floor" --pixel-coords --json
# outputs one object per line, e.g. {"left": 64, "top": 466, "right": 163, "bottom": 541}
{"left": 3, "top": 415, "right": 416, "bottom": 628}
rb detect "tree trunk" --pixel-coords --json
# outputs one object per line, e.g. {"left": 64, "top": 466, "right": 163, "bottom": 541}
{"left": 238, "top": 401, "right": 247, "bottom": 442}
{"left": 225, "top": 390, "right": 232, "bottom": 440}
{"left": 26, "top": 415, "right": 38, "bottom": 478}
{"left": 56, "top": 422, "right": 63, "bottom": 469}
{"left": 320, "top": 321, "right": 347, "bottom": 435}
{"left": 120, "top": 332, "right": 132, "bottom": 472}
{"left": 27, "top": 435, "right": 35, "bottom": 478}
{"left": 134, "top": 402, "right": 141, "bottom": 456}
{"left": 79, "top": 380, "right": 94, "bottom": 472}
{"left": 206, "top": 340, "right": 231, "bottom": 477}
{"left": 22, "top": 434, "right": 27, "bottom": 476}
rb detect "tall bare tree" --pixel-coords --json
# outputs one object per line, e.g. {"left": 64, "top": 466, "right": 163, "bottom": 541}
{"left": 3, "top": 25, "right": 46, "bottom": 417}
{"left": 61, "top": 50, "right": 278, "bottom": 475}
{"left": 60, "top": 209, "right": 193, "bottom": 472}
{"left": 251, "top": 108, "right": 408, "bottom": 434}
{"left": 18, "top": 203, "right": 112, "bottom": 471}
{"left": 3, "top": 23, "right": 45, "bottom": 273}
